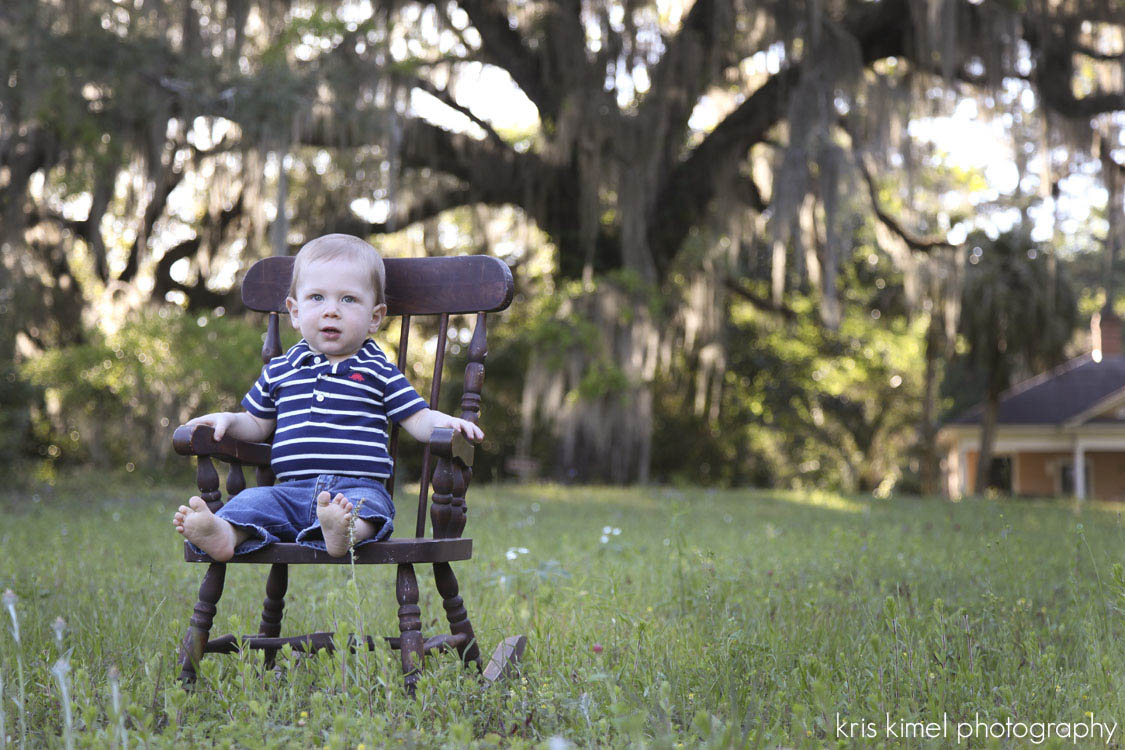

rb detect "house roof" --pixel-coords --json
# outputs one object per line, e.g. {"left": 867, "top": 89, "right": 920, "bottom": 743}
{"left": 948, "top": 353, "right": 1125, "bottom": 427}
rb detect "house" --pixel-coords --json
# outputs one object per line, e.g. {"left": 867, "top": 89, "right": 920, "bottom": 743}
{"left": 938, "top": 310, "right": 1125, "bottom": 500}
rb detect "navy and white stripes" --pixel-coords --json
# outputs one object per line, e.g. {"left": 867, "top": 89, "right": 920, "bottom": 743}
{"left": 242, "top": 339, "right": 428, "bottom": 481}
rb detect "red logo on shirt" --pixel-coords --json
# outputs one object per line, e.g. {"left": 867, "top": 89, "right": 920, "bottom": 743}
{"left": 348, "top": 373, "right": 365, "bottom": 382}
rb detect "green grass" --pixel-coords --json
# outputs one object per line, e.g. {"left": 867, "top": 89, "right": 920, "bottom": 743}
{"left": 3, "top": 474, "right": 1125, "bottom": 748}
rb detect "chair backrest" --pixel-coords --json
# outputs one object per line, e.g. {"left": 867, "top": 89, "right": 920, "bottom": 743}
{"left": 241, "top": 254, "right": 514, "bottom": 537}
{"left": 242, "top": 255, "right": 514, "bottom": 316}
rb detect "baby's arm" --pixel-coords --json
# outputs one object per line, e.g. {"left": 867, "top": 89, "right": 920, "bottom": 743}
{"left": 185, "top": 411, "right": 276, "bottom": 442}
{"left": 399, "top": 408, "right": 484, "bottom": 444}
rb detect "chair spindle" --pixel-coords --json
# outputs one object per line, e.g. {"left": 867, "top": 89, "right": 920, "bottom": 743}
{"left": 417, "top": 313, "right": 450, "bottom": 538}
{"left": 256, "top": 465, "right": 276, "bottom": 487}
{"left": 387, "top": 315, "right": 412, "bottom": 501}
{"left": 263, "top": 311, "right": 282, "bottom": 363}
{"left": 430, "top": 454, "right": 455, "bottom": 538}
{"left": 197, "top": 456, "right": 222, "bottom": 511}
{"left": 433, "top": 561, "right": 481, "bottom": 666}
{"left": 396, "top": 564, "right": 423, "bottom": 694}
{"left": 259, "top": 563, "right": 288, "bottom": 668}
{"left": 178, "top": 562, "right": 226, "bottom": 684}
{"left": 454, "top": 314, "right": 488, "bottom": 536}
{"left": 459, "top": 313, "right": 487, "bottom": 426}
{"left": 226, "top": 463, "right": 246, "bottom": 498}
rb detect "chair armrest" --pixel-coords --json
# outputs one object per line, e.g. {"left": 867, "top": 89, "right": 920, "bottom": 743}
{"left": 429, "top": 427, "right": 475, "bottom": 468}
{"left": 173, "top": 424, "right": 272, "bottom": 467}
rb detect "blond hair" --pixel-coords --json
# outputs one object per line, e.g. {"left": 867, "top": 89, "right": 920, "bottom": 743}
{"left": 289, "top": 234, "right": 386, "bottom": 306}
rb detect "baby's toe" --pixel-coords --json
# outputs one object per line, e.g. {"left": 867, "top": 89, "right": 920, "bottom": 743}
{"left": 316, "top": 491, "right": 332, "bottom": 506}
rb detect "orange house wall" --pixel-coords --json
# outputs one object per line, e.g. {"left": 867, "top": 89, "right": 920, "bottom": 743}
{"left": 965, "top": 452, "right": 978, "bottom": 493}
{"left": 959, "top": 450, "right": 1125, "bottom": 500}
{"left": 1015, "top": 452, "right": 1069, "bottom": 497}
{"left": 1091, "top": 451, "right": 1125, "bottom": 502}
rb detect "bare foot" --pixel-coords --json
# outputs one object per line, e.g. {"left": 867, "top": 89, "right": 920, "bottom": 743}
{"left": 173, "top": 496, "right": 238, "bottom": 562}
{"left": 316, "top": 492, "right": 358, "bottom": 557}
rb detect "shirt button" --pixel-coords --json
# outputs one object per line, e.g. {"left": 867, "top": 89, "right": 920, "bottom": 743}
{"left": 313, "top": 356, "right": 322, "bottom": 363}
{"left": 316, "top": 394, "right": 325, "bottom": 402}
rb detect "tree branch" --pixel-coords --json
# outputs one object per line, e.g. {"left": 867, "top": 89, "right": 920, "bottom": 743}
{"left": 648, "top": 0, "right": 942, "bottom": 276}
{"left": 454, "top": 0, "right": 557, "bottom": 121}
{"left": 1073, "top": 41, "right": 1124, "bottom": 62}
{"left": 26, "top": 208, "right": 87, "bottom": 238}
{"left": 408, "top": 76, "right": 508, "bottom": 148}
{"left": 852, "top": 146, "right": 955, "bottom": 253}
{"left": 1025, "top": 22, "right": 1125, "bottom": 119}
{"left": 725, "top": 278, "right": 797, "bottom": 320}
{"left": 316, "top": 186, "right": 476, "bottom": 236}
{"left": 396, "top": 119, "right": 552, "bottom": 208}
{"left": 119, "top": 158, "right": 186, "bottom": 283}
{"left": 637, "top": 0, "right": 738, "bottom": 158}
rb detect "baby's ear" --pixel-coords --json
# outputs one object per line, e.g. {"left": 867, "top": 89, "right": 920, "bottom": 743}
{"left": 369, "top": 303, "right": 388, "bottom": 333}
{"left": 285, "top": 296, "right": 300, "bottom": 329}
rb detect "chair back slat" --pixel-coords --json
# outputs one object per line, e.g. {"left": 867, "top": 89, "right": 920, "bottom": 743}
{"left": 415, "top": 313, "right": 450, "bottom": 537}
{"left": 242, "top": 255, "right": 514, "bottom": 315}
{"left": 386, "top": 315, "right": 413, "bottom": 502}
{"left": 430, "top": 313, "right": 451, "bottom": 407}
{"left": 262, "top": 312, "right": 282, "bottom": 363}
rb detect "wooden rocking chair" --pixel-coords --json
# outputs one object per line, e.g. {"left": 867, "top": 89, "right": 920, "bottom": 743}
{"left": 171, "top": 254, "right": 526, "bottom": 692}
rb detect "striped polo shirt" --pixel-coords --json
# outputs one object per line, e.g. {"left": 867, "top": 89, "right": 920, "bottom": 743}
{"left": 241, "top": 338, "right": 428, "bottom": 481}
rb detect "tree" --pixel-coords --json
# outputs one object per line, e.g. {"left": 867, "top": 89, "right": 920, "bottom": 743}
{"left": 959, "top": 230, "right": 1078, "bottom": 493}
{"left": 3, "top": 0, "right": 1123, "bottom": 481}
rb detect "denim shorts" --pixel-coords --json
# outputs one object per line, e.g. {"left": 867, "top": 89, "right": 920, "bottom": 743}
{"left": 191, "top": 474, "right": 395, "bottom": 556}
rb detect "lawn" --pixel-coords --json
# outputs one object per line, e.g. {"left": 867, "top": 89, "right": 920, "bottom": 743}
{"left": 2, "top": 473, "right": 1125, "bottom": 748}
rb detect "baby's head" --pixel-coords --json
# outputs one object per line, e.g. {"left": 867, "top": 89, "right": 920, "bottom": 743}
{"left": 289, "top": 233, "right": 386, "bottom": 306}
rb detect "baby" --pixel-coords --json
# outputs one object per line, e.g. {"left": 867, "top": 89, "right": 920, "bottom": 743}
{"left": 173, "top": 234, "right": 483, "bottom": 560}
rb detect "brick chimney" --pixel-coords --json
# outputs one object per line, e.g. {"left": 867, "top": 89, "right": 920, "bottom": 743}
{"left": 1092, "top": 308, "right": 1123, "bottom": 359}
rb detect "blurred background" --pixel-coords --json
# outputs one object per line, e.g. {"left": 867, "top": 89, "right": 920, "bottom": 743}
{"left": 1, "top": 0, "right": 1123, "bottom": 495}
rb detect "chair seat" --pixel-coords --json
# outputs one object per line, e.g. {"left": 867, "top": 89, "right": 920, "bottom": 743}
{"left": 184, "top": 538, "right": 472, "bottom": 565}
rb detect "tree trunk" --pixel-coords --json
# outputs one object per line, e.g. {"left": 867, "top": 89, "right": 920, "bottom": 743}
{"left": 919, "top": 312, "right": 943, "bottom": 495}
{"left": 975, "top": 386, "right": 1002, "bottom": 495}
{"left": 521, "top": 282, "right": 663, "bottom": 483}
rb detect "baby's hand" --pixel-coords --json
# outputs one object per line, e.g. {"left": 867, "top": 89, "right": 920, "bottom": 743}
{"left": 438, "top": 414, "right": 484, "bottom": 443}
{"left": 453, "top": 418, "right": 484, "bottom": 443}
{"left": 402, "top": 407, "right": 485, "bottom": 444}
{"left": 186, "top": 412, "right": 237, "bottom": 441}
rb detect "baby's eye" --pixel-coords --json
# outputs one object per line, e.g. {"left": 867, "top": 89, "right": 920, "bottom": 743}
{"left": 309, "top": 293, "right": 324, "bottom": 302}
{"left": 342, "top": 295, "right": 357, "bottom": 304}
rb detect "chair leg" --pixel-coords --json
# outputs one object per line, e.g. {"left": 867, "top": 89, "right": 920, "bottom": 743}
{"left": 258, "top": 563, "right": 288, "bottom": 669}
{"left": 433, "top": 562, "right": 481, "bottom": 668}
{"left": 396, "top": 564, "right": 424, "bottom": 694}
{"left": 178, "top": 562, "right": 226, "bottom": 685}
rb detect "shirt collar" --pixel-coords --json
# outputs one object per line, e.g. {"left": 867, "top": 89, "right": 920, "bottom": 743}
{"left": 285, "top": 338, "right": 381, "bottom": 371}
{"left": 285, "top": 340, "right": 316, "bottom": 367}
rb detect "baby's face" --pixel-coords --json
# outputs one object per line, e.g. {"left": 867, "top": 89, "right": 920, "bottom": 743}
{"left": 285, "top": 257, "right": 385, "bottom": 363}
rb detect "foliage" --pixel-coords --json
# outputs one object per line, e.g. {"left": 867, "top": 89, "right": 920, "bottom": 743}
{"left": 0, "top": 216, "right": 933, "bottom": 491}
{"left": 4, "top": 0, "right": 1123, "bottom": 485}
{"left": 956, "top": 230, "right": 1079, "bottom": 490}
{"left": 20, "top": 309, "right": 270, "bottom": 471}
{"left": 0, "top": 361, "right": 35, "bottom": 467}
{"left": 654, "top": 291, "right": 927, "bottom": 493}
{"left": 3, "top": 479, "right": 1125, "bottom": 747}
{"left": 959, "top": 231, "right": 1078, "bottom": 391}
